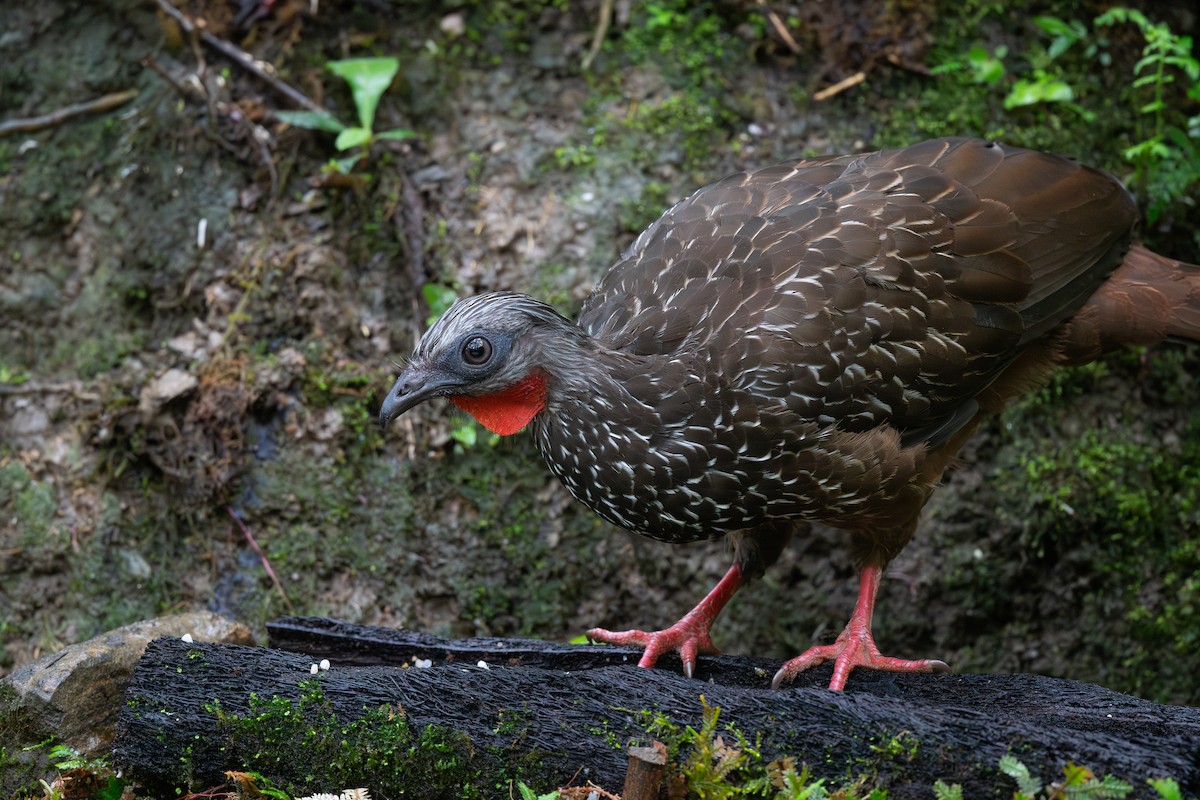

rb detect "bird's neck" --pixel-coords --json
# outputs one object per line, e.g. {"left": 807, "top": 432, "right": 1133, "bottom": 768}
{"left": 529, "top": 332, "right": 696, "bottom": 534}
{"left": 536, "top": 333, "right": 668, "bottom": 429}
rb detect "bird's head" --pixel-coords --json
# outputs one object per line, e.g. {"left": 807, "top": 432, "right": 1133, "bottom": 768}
{"left": 380, "top": 291, "right": 580, "bottom": 436}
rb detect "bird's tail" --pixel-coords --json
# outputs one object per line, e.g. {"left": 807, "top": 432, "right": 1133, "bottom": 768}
{"left": 1056, "top": 243, "right": 1200, "bottom": 365}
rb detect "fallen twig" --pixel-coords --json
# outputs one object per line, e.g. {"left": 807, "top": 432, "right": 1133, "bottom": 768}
{"left": 812, "top": 70, "right": 867, "bottom": 101}
{"left": 141, "top": 55, "right": 207, "bottom": 104}
{"left": 756, "top": 0, "right": 800, "bottom": 54}
{"left": 152, "top": 0, "right": 323, "bottom": 113}
{"left": 0, "top": 89, "right": 138, "bottom": 138}
{"left": 226, "top": 505, "right": 294, "bottom": 612}
{"left": 581, "top": 0, "right": 615, "bottom": 71}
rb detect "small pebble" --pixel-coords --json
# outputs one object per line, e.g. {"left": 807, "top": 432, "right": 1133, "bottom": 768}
{"left": 319, "top": 659, "right": 330, "bottom": 671}
{"left": 181, "top": 633, "right": 193, "bottom": 644}
{"left": 414, "top": 658, "right": 432, "bottom": 669}
{"left": 310, "top": 664, "right": 319, "bottom": 675}
{"left": 476, "top": 660, "right": 489, "bottom": 670}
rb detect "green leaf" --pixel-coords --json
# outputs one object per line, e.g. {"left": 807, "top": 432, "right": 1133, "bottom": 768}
{"left": 335, "top": 127, "right": 373, "bottom": 151}
{"left": 451, "top": 422, "right": 477, "bottom": 448}
{"left": 932, "top": 780, "right": 963, "bottom": 800}
{"left": 1004, "top": 76, "right": 1074, "bottom": 108}
{"left": 327, "top": 56, "right": 400, "bottom": 131}
{"left": 965, "top": 45, "right": 1005, "bottom": 85}
{"left": 423, "top": 284, "right": 459, "bottom": 325}
{"left": 999, "top": 755, "right": 1043, "bottom": 797}
{"left": 1061, "top": 761, "right": 1093, "bottom": 787}
{"left": 1033, "top": 15, "right": 1072, "bottom": 36}
{"left": 97, "top": 776, "right": 128, "bottom": 800}
{"left": 376, "top": 127, "right": 418, "bottom": 141}
{"left": 515, "top": 780, "right": 558, "bottom": 800}
{"left": 322, "top": 155, "right": 364, "bottom": 175}
{"left": 1149, "top": 777, "right": 1183, "bottom": 800}
{"left": 274, "top": 109, "right": 346, "bottom": 132}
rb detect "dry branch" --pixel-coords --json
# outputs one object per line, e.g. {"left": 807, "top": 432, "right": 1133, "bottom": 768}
{"left": 0, "top": 90, "right": 138, "bottom": 138}
{"left": 152, "top": 0, "right": 323, "bottom": 112}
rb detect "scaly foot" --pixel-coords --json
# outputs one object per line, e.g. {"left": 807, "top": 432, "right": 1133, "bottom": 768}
{"left": 588, "top": 621, "right": 718, "bottom": 678}
{"left": 771, "top": 626, "right": 950, "bottom": 690}
{"left": 588, "top": 563, "right": 744, "bottom": 679}
{"left": 772, "top": 562, "right": 950, "bottom": 690}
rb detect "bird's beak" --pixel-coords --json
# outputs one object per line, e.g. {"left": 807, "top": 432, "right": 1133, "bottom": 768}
{"left": 380, "top": 363, "right": 464, "bottom": 430}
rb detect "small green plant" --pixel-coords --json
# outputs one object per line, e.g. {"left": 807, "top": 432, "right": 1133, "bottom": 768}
{"left": 277, "top": 57, "right": 416, "bottom": 173}
{"left": 1148, "top": 777, "right": 1184, "bottom": 800}
{"left": 638, "top": 698, "right": 837, "bottom": 799}
{"left": 553, "top": 143, "right": 596, "bottom": 170}
{"left": 226, "top": 770, "right": 293, "bottom": 800}
{"left": 28, "top": 744, "right": 128, "bottom": 800}
{"left": 0, "top": 363, "right": 29, "bottom": 385}
{"left": 964, "top": 45, "right": 1007, "bottom": 85}
{"left": 1004, "top": 69, "right": 1080, "bottom": 112}
{"left": 999, "top": 755, "right": 1134, "bottom": 799}
{"left": 868, "top": 731, "right": 919, "bottom": 762}
{"left": 1000, "top": 16, "right": 1100, "bottom": 120}
{"left": 516, "top": 781, "right": 559, "bottom": 800}
{"left": 450, "top": 420, "right": 479, "bottom": 448}
{"left": 422, "top": 283, "right": 459, "bottom": 327}
{"left": 932, "top": 780, "right": 963, "bottom": 800}
{"left": 1095, "top": 7, "right": 1200, "bottom": 223}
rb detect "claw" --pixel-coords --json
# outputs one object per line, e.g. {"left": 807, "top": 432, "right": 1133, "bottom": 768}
{"left": 586, "top": 563, "right": 744, "bottom": 678}
{"left": 773, "top": 563, "right": 951, "bottom": 690}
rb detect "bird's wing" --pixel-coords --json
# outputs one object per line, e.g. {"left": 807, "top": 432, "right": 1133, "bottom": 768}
{"left": 579, "top": 138, "right": 1137, "bottom": 447}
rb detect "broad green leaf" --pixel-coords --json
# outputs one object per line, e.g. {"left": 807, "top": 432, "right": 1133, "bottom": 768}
{"left": 328, "top": 56, "right": 400, "bottom": 131}
{"left": 335, "top": 126, "right": 373, "bottom": 151}
{"left": 275, "top": 109, "right": 346, "bottom": 133}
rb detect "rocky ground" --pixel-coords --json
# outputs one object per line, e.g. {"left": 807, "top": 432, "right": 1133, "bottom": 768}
{"left": 1, "top": 0, "right": 1199, "bottom": 782}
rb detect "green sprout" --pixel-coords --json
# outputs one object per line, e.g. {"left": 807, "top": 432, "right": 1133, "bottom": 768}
{"left": 1095, "top": 7, "right": 1200, "bottom": 223}
{"left": 276, "top": 57, "right": 415, "bottom": 172}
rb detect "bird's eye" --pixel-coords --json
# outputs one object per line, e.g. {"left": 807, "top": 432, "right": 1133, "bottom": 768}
{"left": 462, "top": 336, "right": 493, "bottom": 366}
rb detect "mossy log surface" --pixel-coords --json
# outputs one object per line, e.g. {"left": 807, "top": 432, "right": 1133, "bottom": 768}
{"left": 113, "top": 620, "right": 1200, "bottom": 799}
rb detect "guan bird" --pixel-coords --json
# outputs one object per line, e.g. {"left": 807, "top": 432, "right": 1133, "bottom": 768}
{"left": 380, "top": 138, "right": 1200, "bottom": 690}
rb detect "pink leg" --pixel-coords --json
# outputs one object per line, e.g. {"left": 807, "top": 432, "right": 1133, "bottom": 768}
{"left": 772, "top": 563, "right": 950, "bottom": 691}
{"left": 588, "top": 563, "right": 744, "bottom": 679}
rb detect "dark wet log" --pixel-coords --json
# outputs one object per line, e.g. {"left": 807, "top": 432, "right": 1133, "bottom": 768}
{"left": 266, "top": 615, "right": 650, "bottom": 671}
{"left": 114, "top": 627, "right": 1200, "bottom": 800}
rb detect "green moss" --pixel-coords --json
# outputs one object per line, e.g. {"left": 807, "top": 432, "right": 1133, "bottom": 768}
{"left": 207, "top": 678, "right": 546, "bottom": 798}
{"left": 872, "top": 3, "right": 1200, "bottom": 252}
{"left": 984, "top": 347, "right": 1200, "bottom": 702}
{"left": 622, "top": 700, "right": 1175, "bottom": 799}
{"left": 618, "top": 180, "right": 672, "bottom": 236}
{"left": 0, "top": 461, "right": 59, "bottom": 555}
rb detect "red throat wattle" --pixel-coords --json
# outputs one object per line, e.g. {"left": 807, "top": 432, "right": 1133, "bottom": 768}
{"left": 450, "top": 372, "right": 547, "bottom": 436}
